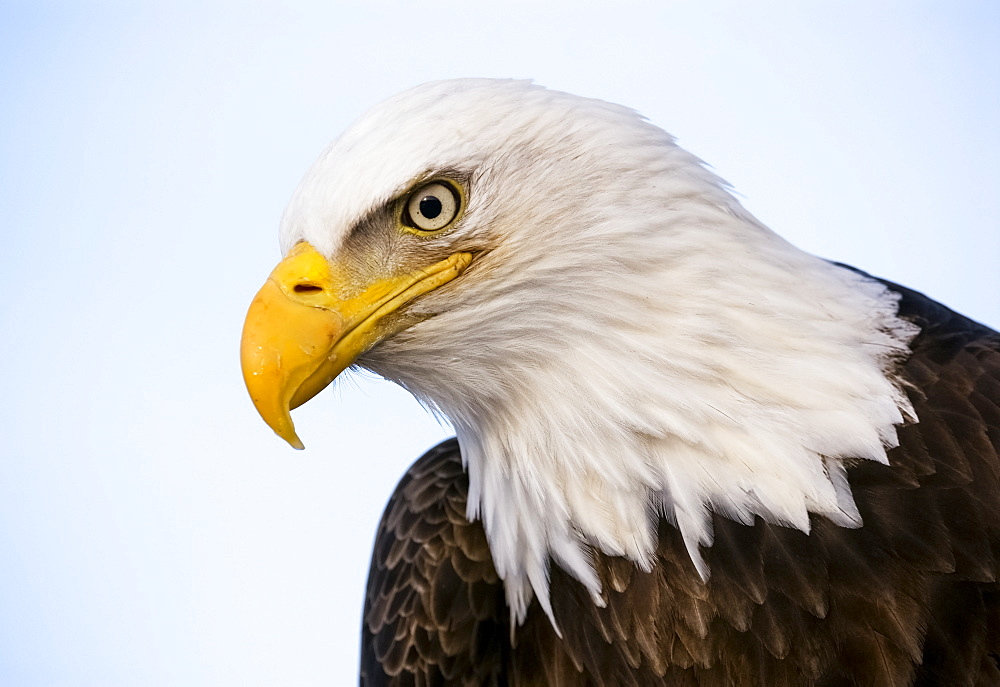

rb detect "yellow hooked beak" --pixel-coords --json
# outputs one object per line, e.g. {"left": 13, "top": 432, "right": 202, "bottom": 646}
{"left": 240, "top": 241, "right": 472, "bottom": 449}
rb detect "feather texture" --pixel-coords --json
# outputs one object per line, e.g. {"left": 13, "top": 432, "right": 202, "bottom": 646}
{"left": 273, "top": 80, "right": 1000, "bottom": 683}
{"left": 284, "top": 80, "right": 918, "bottom": 619}
{"left": 362, "top": 280, "right": 1000, "bottom": 684}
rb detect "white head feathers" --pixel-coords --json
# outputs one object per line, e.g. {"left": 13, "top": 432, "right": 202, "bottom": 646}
{"left": 281, "top": 79, "right": 918, "bottom": 626}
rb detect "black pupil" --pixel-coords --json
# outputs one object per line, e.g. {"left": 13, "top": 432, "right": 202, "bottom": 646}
{"left": 419, "top": 195, "right": 443, "bottom": 219}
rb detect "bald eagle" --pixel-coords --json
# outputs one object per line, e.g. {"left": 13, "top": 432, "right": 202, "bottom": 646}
{"left": 240, "top": 80, "right": 1000, "bottom": 685}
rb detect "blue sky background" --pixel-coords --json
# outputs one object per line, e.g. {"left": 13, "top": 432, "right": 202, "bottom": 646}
{"left": 1, "top": 2, "right": 997, "bottom": 685}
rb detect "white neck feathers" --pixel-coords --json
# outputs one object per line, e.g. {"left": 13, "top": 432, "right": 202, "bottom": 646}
{"left": 292, "top": 80, "right": 919, "bottom": 627}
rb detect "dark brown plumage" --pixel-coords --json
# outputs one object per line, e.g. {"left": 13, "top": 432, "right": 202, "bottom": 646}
{"left": 361, "top": 275, "right": 1000, "bottom": 686}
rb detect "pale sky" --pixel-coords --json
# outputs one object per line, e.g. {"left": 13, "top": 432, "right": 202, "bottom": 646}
{"left": 1, "top": 2, "right": 997, "bottom": 685}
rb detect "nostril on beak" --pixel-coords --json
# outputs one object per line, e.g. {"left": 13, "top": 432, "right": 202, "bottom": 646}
{"left": 293, "top": 284, "right": 323, "bottom": 294}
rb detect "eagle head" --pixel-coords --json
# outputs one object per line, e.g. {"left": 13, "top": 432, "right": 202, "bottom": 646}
{"left": 240, "top": 79, "right": 917, "bottom": 623}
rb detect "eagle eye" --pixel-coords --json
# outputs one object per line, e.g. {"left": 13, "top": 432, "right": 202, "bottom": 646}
{"left": 403, "top": 181, "right": 460, "bottom": 232}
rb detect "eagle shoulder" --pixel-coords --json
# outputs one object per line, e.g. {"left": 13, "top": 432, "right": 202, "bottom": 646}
{"left": 360, "top": 439, "right": 508, "bottom": 686}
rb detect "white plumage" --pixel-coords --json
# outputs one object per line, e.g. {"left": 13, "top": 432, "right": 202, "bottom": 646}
{"left": 281, "top": 79, "right": 918, "bottom": 626}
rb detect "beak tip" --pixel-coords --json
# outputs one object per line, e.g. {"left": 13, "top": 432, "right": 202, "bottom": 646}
{"left": 272, "top": 420, "right": 306, "bottom": 451}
